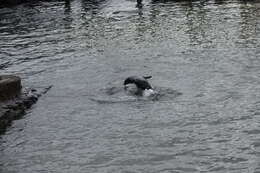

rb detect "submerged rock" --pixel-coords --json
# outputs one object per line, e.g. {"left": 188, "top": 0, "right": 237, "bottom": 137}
{"left": 0, "top": 75, "right": 22, "bottom": 101}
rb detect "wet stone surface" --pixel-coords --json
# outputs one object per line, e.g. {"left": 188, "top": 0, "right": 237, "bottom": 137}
{"left": 0, "top": 86, "right": 52, "bottom": 133}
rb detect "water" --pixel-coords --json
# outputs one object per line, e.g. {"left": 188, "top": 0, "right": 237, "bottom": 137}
{"left": 0, "top": 0, "right": 260, "bottom": 172}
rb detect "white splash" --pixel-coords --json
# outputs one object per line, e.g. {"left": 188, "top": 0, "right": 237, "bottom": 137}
{"left": 143, "top": 89, "right": 157, "bottom": 97}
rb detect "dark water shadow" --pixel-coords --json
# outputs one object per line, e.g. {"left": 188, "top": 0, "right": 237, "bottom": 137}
{"left": 81, "top": 0, "right": 108, "bottom": 14}
{"left": 62, "top": 0, "right": 73, "bottom": 29}
{"left": 151, "top": 0, "right": 199, "bottom": 3}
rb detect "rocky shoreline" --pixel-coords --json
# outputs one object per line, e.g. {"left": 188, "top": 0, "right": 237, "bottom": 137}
{"left": 0, "top": 75, "right": 51, "bottom": 134}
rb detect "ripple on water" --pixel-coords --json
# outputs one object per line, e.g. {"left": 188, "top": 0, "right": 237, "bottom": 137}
{"left": 89, "top": 83, "right": 182, "bottom": 105}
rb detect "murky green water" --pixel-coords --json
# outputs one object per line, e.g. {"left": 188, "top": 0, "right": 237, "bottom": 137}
{"left": 0, "top": 0, "right": 260, "bottom": 172}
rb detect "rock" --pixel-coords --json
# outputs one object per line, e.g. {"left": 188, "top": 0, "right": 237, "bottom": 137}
{"left": 0, "top": 84, "right": 52, "bottom": 134}
{"left": 0, "top": 75, "right": 22, "bottom": 101}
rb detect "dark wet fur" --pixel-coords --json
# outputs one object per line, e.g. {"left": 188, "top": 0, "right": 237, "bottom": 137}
{"left": 124, "top": 76, "right": 152, "bottom": 90}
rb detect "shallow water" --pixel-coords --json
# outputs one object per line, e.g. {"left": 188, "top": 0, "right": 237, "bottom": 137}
{"left": 0, "top": 0, "right": 260, "bottom": 172}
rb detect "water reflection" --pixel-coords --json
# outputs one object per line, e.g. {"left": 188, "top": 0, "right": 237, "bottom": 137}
{"left": 136, "top": 0, "right": 143, "bottom": 8}
{"left": 81, "top": 0, "right": 107, "bottom": 14}
{"left": 182, "top": 1, "right": 212, "bottom": 47}
{"left": 63, "top": 0, "right": 73, "bottom": 29}
{"left": 214, "top": 0, "right": 225, "bottom": 5}
{"left": 0, "top": 0, "right": 260, "bottom": 172}
{"left": 237, "top": 2, "right": 259, "bottom": 48}
{"left": 146, "top": 0, "right": 260, "bottom": 48}
{"left": 151, "top": 0, "right": 198, "bottom": 3}
{"left": 64, "top": 0, "right": 71, "bottom": 14}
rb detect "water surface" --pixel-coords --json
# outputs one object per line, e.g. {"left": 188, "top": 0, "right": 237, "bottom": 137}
{"left": 0, "top": 0, "right": 260, "bottom": 172}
